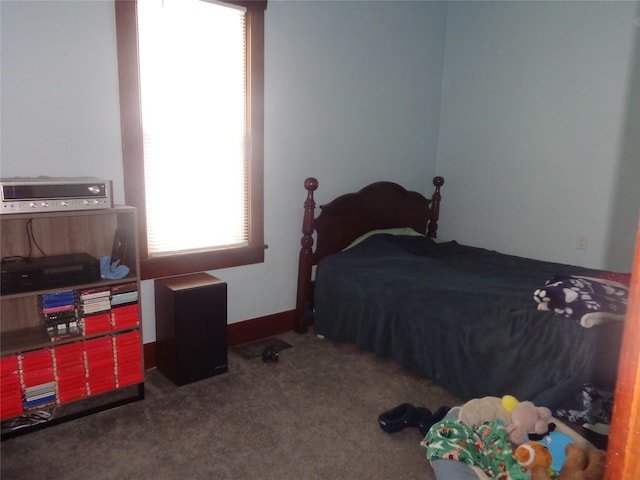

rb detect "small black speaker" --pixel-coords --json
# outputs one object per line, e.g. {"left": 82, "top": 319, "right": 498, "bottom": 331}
{"left": 154, "top": 273, "right": 228, "bottom": 386}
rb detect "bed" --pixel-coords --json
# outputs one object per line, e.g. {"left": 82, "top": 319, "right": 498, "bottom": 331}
{"left": 294, "top": 177, "right": 626, "bottom": 412}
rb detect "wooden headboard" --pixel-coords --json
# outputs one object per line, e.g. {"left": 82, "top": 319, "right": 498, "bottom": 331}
{"left": 294, "top": 176, "right": 444, "bottom": 333}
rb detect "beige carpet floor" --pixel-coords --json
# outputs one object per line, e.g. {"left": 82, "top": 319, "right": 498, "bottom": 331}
{"left": 1, "top": 329, "right": 461, "bottom": 480}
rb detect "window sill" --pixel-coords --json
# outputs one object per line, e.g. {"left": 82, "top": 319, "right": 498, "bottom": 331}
{"left": 140, "top": 244, "right": 267, "bottom": 280}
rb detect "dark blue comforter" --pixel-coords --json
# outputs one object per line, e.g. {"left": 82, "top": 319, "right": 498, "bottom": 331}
{"left": 314, "top": 235, "right": 624, "bottom": 408}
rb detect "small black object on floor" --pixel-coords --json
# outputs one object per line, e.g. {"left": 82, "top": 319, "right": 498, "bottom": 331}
{"left": 231, "top": 337, "right": 293, "bottom": 360}
{"left": 377, "top": 403, "right": 450, "bottom": 435}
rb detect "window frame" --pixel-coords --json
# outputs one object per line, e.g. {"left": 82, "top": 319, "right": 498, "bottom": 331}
{"left": 114, "top": 0, "right": 267, "bottom": 280}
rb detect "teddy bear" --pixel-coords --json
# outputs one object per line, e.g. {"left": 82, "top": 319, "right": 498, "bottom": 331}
{"left": 529, "top": 443, "right": 607, "bottom": 480}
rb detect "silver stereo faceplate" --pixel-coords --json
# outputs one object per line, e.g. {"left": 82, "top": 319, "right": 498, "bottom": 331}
{"left": 0, "top": 177, "right": 113, "bottom": 214}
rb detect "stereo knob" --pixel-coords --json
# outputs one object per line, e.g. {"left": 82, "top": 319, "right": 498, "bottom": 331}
{"left": 30, "top": 202, "right": 37, "bottom": 208}
{"left": 41, "top": 202, "right": 49, "bottom": 208}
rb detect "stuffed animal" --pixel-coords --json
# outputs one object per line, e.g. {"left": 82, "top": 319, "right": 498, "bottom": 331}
{"left": 514, "top": 429, "right": 575, "bottom": 475}
{"left": 458, "top": 396, "right": 512, "bottom": 428}
{"left": 506, "top": 400, "right": 553, "bottom": 445}
{"left": 514, "top": 441, "right": 553, "bottom": 474}
{"left": 540, "top": 430, "right": 575, "bottom": 473}
{"left": 502, "top": 394, "right": 519, "bottom": 413}
{"left": 557, "top": 444, "right": 606, "bottom": 480}
{"left": 529, "top": 443, "right": 606, "bottom": 480}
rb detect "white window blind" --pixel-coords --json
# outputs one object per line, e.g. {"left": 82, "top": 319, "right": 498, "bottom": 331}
{"left": 137, "top": 0, "right": 248, "bottom": 257}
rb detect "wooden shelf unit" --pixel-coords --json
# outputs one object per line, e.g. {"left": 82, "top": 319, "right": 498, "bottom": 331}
{"left": 0, "top": 206, "right": 145, "bottom": 439}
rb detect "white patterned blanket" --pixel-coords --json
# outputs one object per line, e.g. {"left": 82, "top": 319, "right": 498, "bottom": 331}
{"left": 533, "top": 275, "right": 628, "bottom": 328}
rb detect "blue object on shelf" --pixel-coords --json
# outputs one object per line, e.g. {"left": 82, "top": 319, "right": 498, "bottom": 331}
{"left": 99, "top": 255, "right": 129, "bottom": 280}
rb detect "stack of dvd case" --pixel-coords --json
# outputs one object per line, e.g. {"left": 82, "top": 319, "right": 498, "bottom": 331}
{"left": 110, "top": 282, "right": 138, "bottom": 306}
{"left": 111, "top": 282, "right": 139, "bottom": 330}
{"left": 53, "top": 343, "right": 88, "bottom": 403}
{"left": 39, "top": 291, "right": 79, "bottom": 341}
{"left": 20, "top": 349, "right": 56, "bottom": 409}
{"left": 1, "top": 355, "right": 23, "bottom": 420}
{"left": 84, "top": 337, "right": 116, "bottom": 395}
{"left": 3, "top": 280, "right": 143, "bottom": 424}
{"left": 78, "top": 286, "right": 112, "bottom": 335}
{"left": 114, "top": 331, "right": 143, "bottom": 387}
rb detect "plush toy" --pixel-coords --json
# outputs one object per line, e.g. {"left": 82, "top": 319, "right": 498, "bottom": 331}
{"left": 529, "top": 443, "right": 606, "bottom": 480}
{"left": 502, "top": 394, "right": 519, "bottom": 413}
{"left": 506, "top": 399, "right": 553, "bottom": 445}
{"left": 540, "top": 430, "right": 575, "bottom": 473}
{"left": 557, "top": 444, "right": 606, "bottom": 480}
{"left": 458, "top": 396, "right": 512, "bottom": 428}
{"left": 514, "top": 428, "right": 575, "bottom": 475}
{"left": 514, "top": 441, "right": 553, "bottom": 474}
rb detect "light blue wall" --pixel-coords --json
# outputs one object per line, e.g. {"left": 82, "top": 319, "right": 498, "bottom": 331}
{"left": 436, "top": 1, "right": 640, "bottom": 271}
{"left": 265, "top": 0, "right": 446, "bottom": 201}
{"left": 0, "top": 0, "right": 447, "bottom": 341}
{"left": 1, "top": 1, "right": 637, "bottom": 343}
{"left": 217, "top": 0, "right": 447, "bottom": 338}
{"left": 607, "top": 1, "right": 640, "bottom": 272}
{"left": 0, "top": 0, "right": 125, "bottom": 201}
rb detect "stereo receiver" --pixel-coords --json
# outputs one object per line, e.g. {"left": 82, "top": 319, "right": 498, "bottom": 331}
{"left": 0, "top": 177, "right": 113, "bottom": 214}
{"left": 1, "top": 253, "right": 101, "bottom": 295}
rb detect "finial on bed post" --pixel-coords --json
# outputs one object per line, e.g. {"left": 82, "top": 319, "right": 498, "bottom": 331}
{"left": 427, "top": 176, "right": 444, "bottom": 238}
{"left": 295, "top": 177, "right": 318, "bottom": 333}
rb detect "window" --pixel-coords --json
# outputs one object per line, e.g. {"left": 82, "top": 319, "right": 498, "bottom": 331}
{"left": 115, "top": 0, "right": 267, "bottom": 280}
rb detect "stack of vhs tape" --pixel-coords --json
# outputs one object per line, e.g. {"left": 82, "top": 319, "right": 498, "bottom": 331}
{"left": 114, "top": 331, "right": 143, "bottom": 387}
{"left": 84, "top": 337, "right": 116, "bottom": 395}
{"left": 111, "top": 282, "right": 139, "bottom": 330}
{"left": 53, "top": 343, "right": 88, "bottom": 403}
{"left": 78, "top": 286, "right": 112, "bottom": 336}
{"left": 1, "top": 355, "right": 23, "bottom": 420}
{"left": 39, "top": 291, "right": 79, "bottom": 341}
{"left": 20, "top": 349, "right": 56, "bottom": 409}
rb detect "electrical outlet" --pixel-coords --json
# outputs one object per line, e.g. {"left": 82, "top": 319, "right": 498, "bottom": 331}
{"left": 576, "top": 235, "right": 588, "bottom": 250}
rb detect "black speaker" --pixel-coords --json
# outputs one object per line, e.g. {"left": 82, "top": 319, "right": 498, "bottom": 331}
{"left": 154, "top": 273, "right": 228, "bottom": 386}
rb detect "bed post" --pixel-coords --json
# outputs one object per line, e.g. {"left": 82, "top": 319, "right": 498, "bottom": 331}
{"left": 295, "top": 177, "right": 318, "bottom": 333}
{"left": 427, "top": 176, "right": 444, "bottom": 238}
